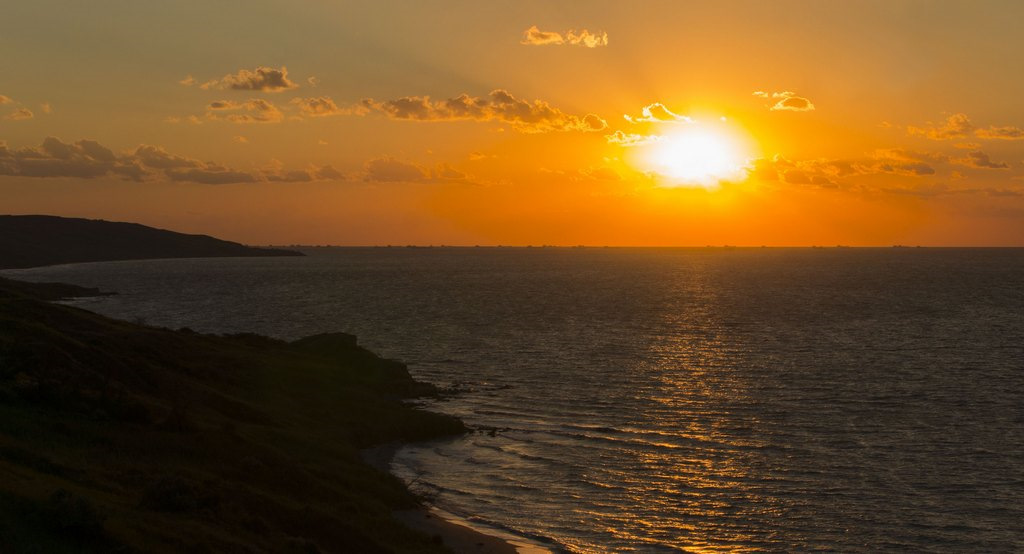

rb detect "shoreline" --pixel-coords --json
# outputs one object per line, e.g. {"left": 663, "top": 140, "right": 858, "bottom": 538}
{"left": 362, "top": 443, "right": 556, "bottom": 554}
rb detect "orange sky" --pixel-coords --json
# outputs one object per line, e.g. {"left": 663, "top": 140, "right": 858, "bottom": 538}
{"left": 2, "top": 0, "right": 1023, "bottom": 245}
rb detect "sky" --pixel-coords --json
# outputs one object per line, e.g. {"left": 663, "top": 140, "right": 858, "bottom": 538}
{"left": 2, "top": 0, "right": 1024, "bottom": 246}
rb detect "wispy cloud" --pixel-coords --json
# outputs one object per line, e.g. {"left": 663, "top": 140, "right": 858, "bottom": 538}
{"left": 623, "top": 103, "right": 689, "bottom": 123}
{"left": 975, "top": 125, "right": 1024, "bottom": 140}
{"left": 200, "top": 66, "right": 299, "bottom": 92}
{"left": 363, "top": 157, "right": 470, "bottom": 183}
{"left": 362, "top": 89, "right": 607, "bottom": 133}
{"left": 206, "top": 99, "right": 284, "bottom": 123}
{"left": 0, "top": 137, "right": 341, "bottom": 184}
{"left": 953, "top": 150, "right": 1010, "bottom": 169}
{"left": 605, "top": 130, "right": 661, "bottom": 146}
{"left": 520, "top": 25, "right": 608, "bottom": 48}
{"left": 5, "top": 108, "right": 33, "bottom": 120}
{"left": 754, "top": 91, "right": 815, "bottom": 112}
{"left": 290, "top": 96, "right": 368, "bottom": 117}
{"left": 908, "top": 113, "right": 973, "bottom": 140}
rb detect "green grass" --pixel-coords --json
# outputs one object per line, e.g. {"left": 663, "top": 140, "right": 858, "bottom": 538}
{"left": 0, "top": 277, "right": 465, "bottom": 552}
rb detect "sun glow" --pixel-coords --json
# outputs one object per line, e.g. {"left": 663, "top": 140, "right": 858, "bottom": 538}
{"left": 640, "top": 123, "right": 754, "bottom": 188}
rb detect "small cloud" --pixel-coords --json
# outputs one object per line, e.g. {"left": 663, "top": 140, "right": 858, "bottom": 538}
{"left": 179, "top": 75, "right": 196, "bottom": 86}
{"left": 769, "top": 91, "right": 815, "bottom": 112}
{"left": 975, "top": 125, "right": 1024, "bottom": 140}
{"left": 605, "top": 130, "right": 661, "bottom": 146}
{"left": 290, "top": 96, "right": 368, "bottom": 117}
{"left": 5, "top": 108, "right": 33, "bottom": 120}
{"left": 315, "top": 165, "right": 343, "bottom": 180}
{"left": 431, "top": 163, "right": 468, "bottom": 181}
{"left": 954, "top": 150, "right": 1010, "bottom": 169}
{"left": 908, "top": 113, "right": 973, "bottom": 140}
{"left": 318, "top": 139, "right": 328, "bottom": 146}
{"left": 362, "top": 89, "right": 606, "bottom": 133}
{"left": 40, "top": 102, "right": 52, "bottom": 114}
{"left": 565, "top": 29, "right": 608, "bottom": 48}
{"left": 624, "top": 103, "right": 689, "bottom": 123}
{"left": 521, "top": 26, "right": 608, "bottom": 47}
{"left": 233, "top": 135, "right": 248, "bottom": 143}
{"left": 754, "top": 91, "right": 815, "bottom": 112}
{"left": 521, "top": 25, "right": 564, "bottom": 45}
{"left": 200, "top": 66, "right": 299, "bottom": 92}
{"left": 133, "top": 144, "right": 201, "bottom": 169}
{"left": 954, "top": 142, "right": 981, "bottom": 149}
{"left": 0, "top": 95, "right": 12, "bottom": 105}
{"left": 206, "top": 99, "right": 283, "bottom": 123}
{"left": 468, "top": 151, "right": 494, "bottom": 161}
{"left": 307, "top": 76, "right": 320, "bottom": 88}
{"left": 363, "top": 156, "right": 429, "bottom": 182}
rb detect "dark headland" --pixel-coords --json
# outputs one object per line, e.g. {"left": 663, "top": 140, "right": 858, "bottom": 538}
{"left": 0, "top": 218, "right": 522, "bottom": 553}
{"left": 0, "top": 215, "right": 302, "bottom": 269}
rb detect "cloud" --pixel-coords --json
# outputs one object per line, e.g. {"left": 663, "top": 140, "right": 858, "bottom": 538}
{"left": 521, "top": 26, "right": 565, "bottom": 45}
{"left": 165, "top": 167, "right": 257, "bottom": 184}
{"left": 133, "top": 144, "right": 201, "bottom": 169}
{"left": 40, "top": 103, "right": 52, "bottom": 114}
{"left": 5, "top": 108, "right": 33, "bottom": 120}
{"left": 0, "top": 95, "right": 12, "bottom": 105}
{"left": 521, "top": 25, "right": 608, "bottom": 47}
{"left": 179, "top": 75, "right": 195, "bottom": 86}
{"left": 752, "top": 150, "right": 943, "bottom": 186}
{"left": 0, "top": 137, "right": 142, "bottom": 180}
{"left": 206, "top": 99, "right": 284, "bottom": 123}
{"left": 219, "top": 163, "right": 342, "bottom": 184}
{"left": 307, "top": 76, "right": 320, "bottom": 88}
{"left": 363, "top": 157, "right": 429, "bottom": 182}
{"left": 908, "top": 113, "right": 973, "bottom": 140}
{"left": 754, "top": 91, "right": 815, "bottom": 111}
{"left": 362, "top": 89, "right": 607, "bottom": 133}
{"left": 233, "top": 135, "right": 248, "bottom": 143}
{"left": 954, "top": 150, "right": 1010, "bottom": 169}
{"left": 566, "top": 29, "right": 608, "bottom": 48}
{"left": 624, "top": 103, "right": 689, "bottom": 123}
{"left": 975, "top": 125, "right": 1024, "bottom": 140}
{"left": 290, "top": 96, "right": 368, "bottom": 117}
{"left": 605, "top": 130, "right": 661, "bottom": 146}
{"left": 200, "top": 66, "right": 298, "bottom": 92}
{"left": 361, "top": 157, "right": 470, "bottom": 183}
{"left": 431, "top": 163, "right": 468, "bottom": 181}
{"left": 0, "top": 137, "right": 339, "bottom": 185}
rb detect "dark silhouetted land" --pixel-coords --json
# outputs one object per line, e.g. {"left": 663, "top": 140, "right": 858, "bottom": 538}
{"left": 0, "top": 215, "right": 302, "bottom": 269}
{"left": 0, "top": 276, "right": 469, "bottom": 552}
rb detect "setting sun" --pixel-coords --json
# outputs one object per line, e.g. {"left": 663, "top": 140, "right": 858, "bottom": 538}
{"left": 626, "top": 120, "right": 757, "bottom": 189}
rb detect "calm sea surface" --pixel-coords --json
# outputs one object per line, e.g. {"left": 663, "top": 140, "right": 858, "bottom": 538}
{"left": 6, "top": 248, "right": 1024, "bottom": 552}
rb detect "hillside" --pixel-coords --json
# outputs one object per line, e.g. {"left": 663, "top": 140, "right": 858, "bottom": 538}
{"left": 0, "top": 276, "right": 465, "bottom": 552}
{"left": 0, "top": 215, "right": 302, "bottom": 269}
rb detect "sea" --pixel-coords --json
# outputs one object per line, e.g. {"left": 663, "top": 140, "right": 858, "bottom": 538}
{"left": 5, "top": 247, "right": 1023, "bottom": 552}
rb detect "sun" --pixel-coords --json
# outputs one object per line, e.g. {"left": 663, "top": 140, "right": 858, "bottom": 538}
{"left": 638, "top": 122, "right": 754, "bottom": 188}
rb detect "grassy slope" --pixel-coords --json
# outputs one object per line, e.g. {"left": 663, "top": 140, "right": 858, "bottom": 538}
{"left": 0, "top": 277, "right": 465, "bottom": 553}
